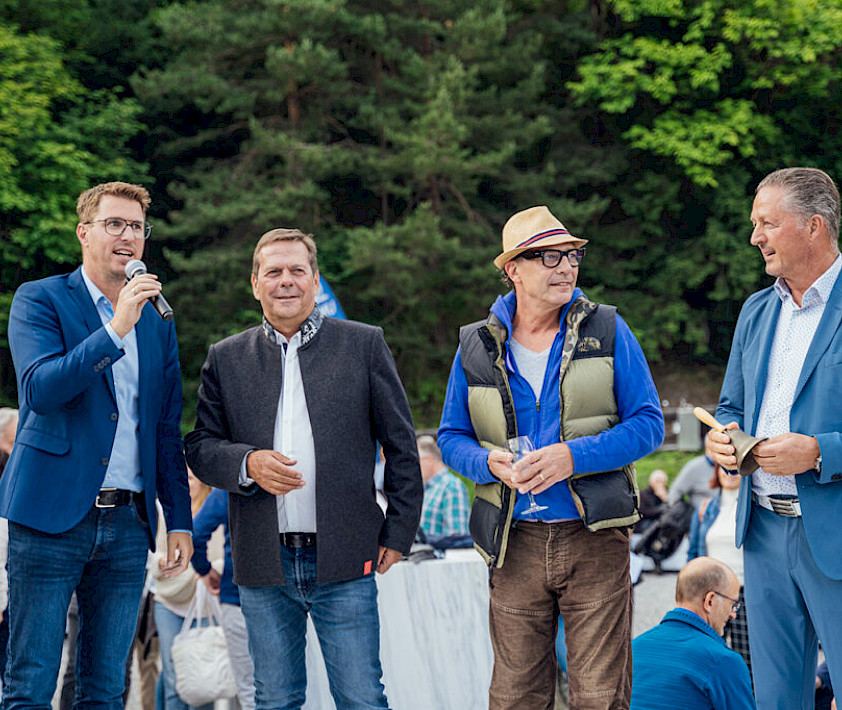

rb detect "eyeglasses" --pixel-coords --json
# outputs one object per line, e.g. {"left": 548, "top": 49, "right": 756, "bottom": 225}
{"left": 519, "top": 247, "right": 585, "bottom": 268}
{"left": 712, "top": 590, "right": 742, "bottom": 614}
{"left": 85, "top": 218, "right": 152, "bottom": 240}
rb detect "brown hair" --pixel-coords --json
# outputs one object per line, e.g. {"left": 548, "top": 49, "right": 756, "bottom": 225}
{"left": 709, "top": 463, "right": 722, "bottom": 489}
{"left": 76, "top": 182, "right": 151, "bottom": 223}
{"left": 252, "top": 228, "right": 318, "bottom": 276}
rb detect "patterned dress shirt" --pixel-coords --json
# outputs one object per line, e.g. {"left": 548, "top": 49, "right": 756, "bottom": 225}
{"left": 754, "top": 255, "right": 842, "bottom": 496}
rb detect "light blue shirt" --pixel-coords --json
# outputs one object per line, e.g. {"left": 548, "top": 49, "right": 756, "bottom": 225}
{"left": 81, "top": 268, "right": 143, "bottom": 492}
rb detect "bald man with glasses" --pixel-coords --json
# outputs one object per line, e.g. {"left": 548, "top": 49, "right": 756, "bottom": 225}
{"left": 631, "top": 557, "right": 756, "bottom": 710}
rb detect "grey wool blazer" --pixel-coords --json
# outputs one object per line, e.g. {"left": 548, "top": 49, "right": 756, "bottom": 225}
{"left": 185, "top": 317, "right": 423, "bottom": 587}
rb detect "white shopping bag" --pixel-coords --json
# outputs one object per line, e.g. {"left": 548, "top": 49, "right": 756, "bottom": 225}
{"left": 171, "top": 581, "right": 237, "bottom": 704}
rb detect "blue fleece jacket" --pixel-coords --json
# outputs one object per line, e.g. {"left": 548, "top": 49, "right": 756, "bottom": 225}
{"left": 437, "top": 289, "right": 664, "bottom": 521}
{"left": 191, "top": 487, "right": 239, "bottom": 605}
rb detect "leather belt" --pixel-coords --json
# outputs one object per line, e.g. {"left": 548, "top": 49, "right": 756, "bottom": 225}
{"left": 95, "top": 488, "right": 141, "bottom": 509}
{"left": 280, "top": 532, "right": 317, "bottom": 548}
{"left": 752, "top": 492, "right": 802, "bottom": 517}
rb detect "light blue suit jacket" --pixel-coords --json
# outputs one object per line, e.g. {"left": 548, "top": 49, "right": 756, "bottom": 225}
{"left": 717, "top": 277, "right": 842, "bottom": 579}
{"left": 0, "top": 266, "right": 191, "bottom": 545}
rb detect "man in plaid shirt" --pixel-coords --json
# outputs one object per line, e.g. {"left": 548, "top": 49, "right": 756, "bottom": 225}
{"left": 417, "top": 435, "right": 470, "bottom": 537}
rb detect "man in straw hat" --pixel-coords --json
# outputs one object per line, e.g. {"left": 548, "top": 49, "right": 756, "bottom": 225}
{"left": 438, "top": 205, "right": 664, "bottom": 709}
{"left": 707, "top": 167, "right": 842, "bottom": 709}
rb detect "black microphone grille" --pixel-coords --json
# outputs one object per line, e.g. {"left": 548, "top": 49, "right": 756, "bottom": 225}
{"left": 125, "top": 260, "right": 147, "bottom": 279}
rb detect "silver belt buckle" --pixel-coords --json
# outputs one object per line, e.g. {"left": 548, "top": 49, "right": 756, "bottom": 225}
{"left": 769, "top": 496, "right": 799, "bottom": 517}
{"left": 95, "top": 487, "right": 118, "bottom": 509}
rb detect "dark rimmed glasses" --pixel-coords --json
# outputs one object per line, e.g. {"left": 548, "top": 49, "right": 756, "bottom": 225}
{"left": 519, "top": 247, "right": 585, "bottom": 268}
{"left": 712, "top": 590, "right": 742, "bottom": 614}
{"left": 85, "top": 217, "right": 152, "bottom": 240}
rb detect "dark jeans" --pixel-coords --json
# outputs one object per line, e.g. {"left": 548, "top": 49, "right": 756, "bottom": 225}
{"left": 0, "top": 611, "right": 9, "bottom": 691}
{"left": 2, "top": 503, "right": 148, "bottom": 709}
{"left": 488, "top": 520, "right": 632, "bottom": 710}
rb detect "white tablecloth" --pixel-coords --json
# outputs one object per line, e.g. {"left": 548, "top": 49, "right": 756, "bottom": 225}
{"left": 302, "top": 549, "right": 493, "bottom": 710}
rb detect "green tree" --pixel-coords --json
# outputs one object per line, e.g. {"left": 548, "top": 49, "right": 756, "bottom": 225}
{"left": 568, "top": 0, "right": 842, "bottom": 361}
{"left": 0, "top": 0, "right": 177, "bottom": 90}
{"left": 133, "top": 0, "right": 619, "bottom": 424}
{"left": 0, "top": 22, "right": 147, "bottom": 402}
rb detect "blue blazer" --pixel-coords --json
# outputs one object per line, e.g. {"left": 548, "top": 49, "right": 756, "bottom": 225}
{"left": 0, "top": 266, "right": 191, "bottom": 544}
{"left": 717, "top": 277, "right": 842, "bottom": 579}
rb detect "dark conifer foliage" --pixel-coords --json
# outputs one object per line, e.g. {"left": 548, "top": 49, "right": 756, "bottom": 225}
{"left": 3, "top": 0, "right": 842, "bottom": 423}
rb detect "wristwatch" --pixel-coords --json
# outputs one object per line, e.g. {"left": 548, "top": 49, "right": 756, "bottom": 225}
{"left": 814, "top": 454, "right": 822, "bottom": 474}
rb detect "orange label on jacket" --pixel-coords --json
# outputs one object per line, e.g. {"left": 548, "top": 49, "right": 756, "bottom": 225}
{"left": 363, "top": 559, "right": 372, "bottom": 575}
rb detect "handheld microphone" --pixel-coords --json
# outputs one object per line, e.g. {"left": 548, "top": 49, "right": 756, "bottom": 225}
{"left": 125, "top": 259, "right": 174, "bottom": 321}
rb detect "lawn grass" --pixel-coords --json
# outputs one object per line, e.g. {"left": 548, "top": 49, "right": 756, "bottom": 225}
{"left": 634, "top": 449, "right": 702, "bottom": 490}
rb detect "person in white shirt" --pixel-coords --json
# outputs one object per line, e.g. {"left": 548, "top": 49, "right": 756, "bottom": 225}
{"left": 185, "top": 228, "right": 422, "bottom": 709}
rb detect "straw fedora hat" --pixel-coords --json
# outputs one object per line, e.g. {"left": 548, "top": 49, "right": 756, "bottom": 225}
{"left": 494, "top": 206, "right": 588, "bottom": 269}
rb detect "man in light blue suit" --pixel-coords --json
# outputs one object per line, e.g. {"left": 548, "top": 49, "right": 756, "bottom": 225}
{"left": 708, "top": 167, "right": 842, "bottom": 709}
{"left": 0, "top": 182, "right": 193, "bottom": 707}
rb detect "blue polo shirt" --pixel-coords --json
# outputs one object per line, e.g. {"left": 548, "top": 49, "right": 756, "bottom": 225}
{"left": 631, "top": 608, "right": 756, "bottom": 710}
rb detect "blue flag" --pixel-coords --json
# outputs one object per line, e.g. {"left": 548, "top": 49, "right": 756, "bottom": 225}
{"left": 316, "top": 276, "right": 346, "bottom": 319}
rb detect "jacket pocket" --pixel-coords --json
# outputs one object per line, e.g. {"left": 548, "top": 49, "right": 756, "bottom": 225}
{"left": 568, "top": 467, "right": 639, "bottom": 532}
{"left": 16, "top": 427, "right": 71, "bottom": 455}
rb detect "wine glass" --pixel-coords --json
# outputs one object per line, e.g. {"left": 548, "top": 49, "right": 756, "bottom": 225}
{"left": 506, "top": 435, "right": 548, "bottom": 516}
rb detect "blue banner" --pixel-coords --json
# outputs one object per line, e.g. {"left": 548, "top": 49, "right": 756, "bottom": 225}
{"left": 316, "top": 276, "right": 346, "bottom": 319}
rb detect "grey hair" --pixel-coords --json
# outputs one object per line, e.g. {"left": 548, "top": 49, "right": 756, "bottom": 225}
{"left": 757, "top": 167, "right": 840, "bottom": 242}
{"left": 500, "top": 269, "right": 513, "bottom": 290}
{"left": 416, "top": 434, "right": 442, "bottom": 461}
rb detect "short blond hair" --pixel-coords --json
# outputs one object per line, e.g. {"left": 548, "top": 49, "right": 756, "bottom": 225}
{"left": 76, "top": 182, "right": 151, "bottom": 223}
{"left": 252, "top": 228, "right": 318, "bottom": 276}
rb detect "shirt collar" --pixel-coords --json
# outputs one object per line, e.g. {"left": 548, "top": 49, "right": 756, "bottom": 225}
{"left": 424, "top": 467, "right": 450, "bottom": 491}
{"left": 261, "top": 305, "right": 324, "bottom": 347}
{"left": 773, "top": 254, "right": 842, "bottom": 308}
{"left": 80, "top": 266, "right": 111, "bottom": 309}
{"left": 662, "top": 607, "right": 726, "bottom": 646}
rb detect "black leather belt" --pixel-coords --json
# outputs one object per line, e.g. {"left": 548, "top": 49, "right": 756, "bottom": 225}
{"left": 95, "top": 488, "right": 141, "bottom": 509}
{"left": 280, "top": 532, "right": 317, "bottom": 548}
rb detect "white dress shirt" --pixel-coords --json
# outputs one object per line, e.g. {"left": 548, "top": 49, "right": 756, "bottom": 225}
{"left": 753, "top": 255, "right": 842, "bottom": 497}
{"left": 273, "top": 330, "right": 318, "bottom": 532}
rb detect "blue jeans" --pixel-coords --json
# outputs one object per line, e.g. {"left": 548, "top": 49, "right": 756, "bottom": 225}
{"left": 153, "top": 601, "right": 214, "bottom": 710}
{"left": 2, "top": 503, "right": 149, "bottom": 709}
{"left": 239, "top": 546, "right": 388, "bottom": 710}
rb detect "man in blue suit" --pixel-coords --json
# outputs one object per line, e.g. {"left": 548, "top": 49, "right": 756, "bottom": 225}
{"left": 708, "top": 167, "right": 842, "bottom": 709}
{"left": 0, "top": 182, "right": 193, "bottom": 707}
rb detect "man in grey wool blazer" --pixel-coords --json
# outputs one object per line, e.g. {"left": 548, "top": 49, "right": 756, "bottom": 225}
{"left": 185, "top": 228, "right": 423, "bottom": 709}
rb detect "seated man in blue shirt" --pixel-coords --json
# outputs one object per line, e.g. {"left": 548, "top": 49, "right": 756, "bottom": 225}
{"left": 632, "top": 557, "right": 756, "bottom": 710}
